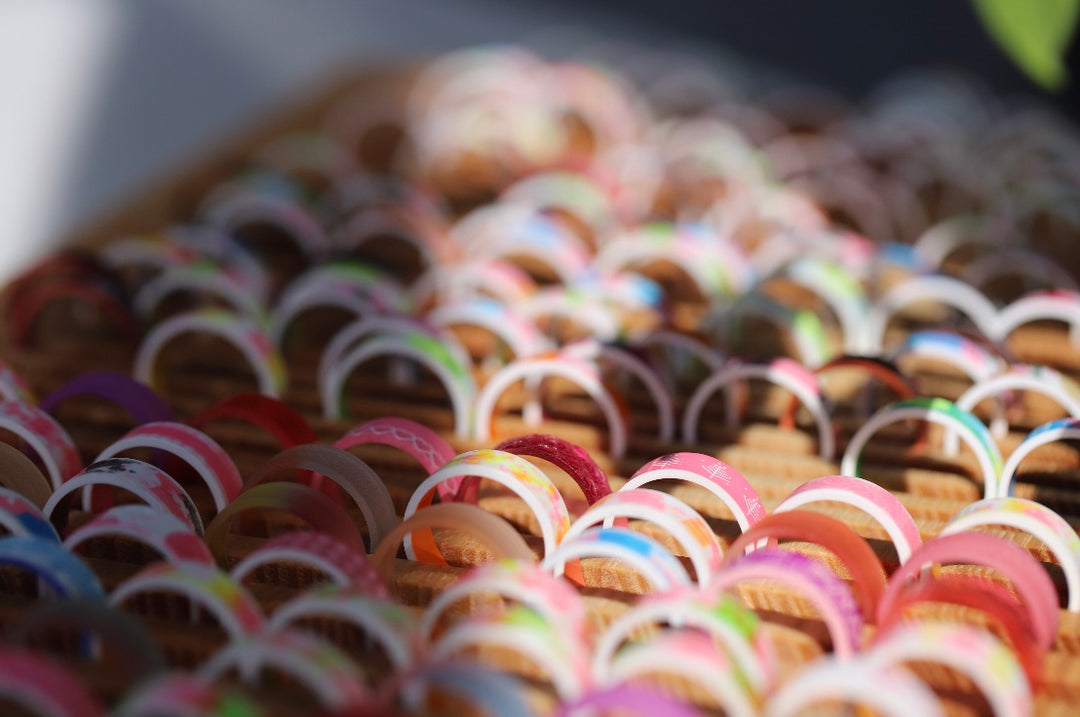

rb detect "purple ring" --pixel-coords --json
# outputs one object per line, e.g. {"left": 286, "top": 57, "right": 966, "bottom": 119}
{"left": 41, "top": 372, "right": 174, "bottom": 426}
{"left": 555, "top": 685, "right": 704, "bottom": 717}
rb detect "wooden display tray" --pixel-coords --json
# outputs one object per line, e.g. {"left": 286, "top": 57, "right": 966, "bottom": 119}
{"left": 3, "top": 64, "right": 1080, "bottom": 716}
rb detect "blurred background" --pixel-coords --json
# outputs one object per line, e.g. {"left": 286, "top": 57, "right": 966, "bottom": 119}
{"left": 1, "top": 0, "right": 1074, "bottom": 282}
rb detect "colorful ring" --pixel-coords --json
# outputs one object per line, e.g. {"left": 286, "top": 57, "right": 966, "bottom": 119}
{"left": 888, "top": 329, "right": 1004, "bottom": 386}
{"left": 962, "top": 248, "right": 1080, "bottom": 296}
{"left": 865, "top": 622, "right": 1031, "bottom": 717}
{"left": 766, "top": 658, "right": 943, "bottom": 717}
{"left": 624, "top": 452, "right": 765, "bottom": 532}
{"left": 518, "top": 286, "right": 621, "bottom": 343}
{"left": 941, "top": 496, "right": 1080, "bottom": 611}
{"left": 410, "top": 257, "right": 536, "bottom": 309}
{"left": 197, "top": 630, "right": 369, "bottom": 712}
{"left": 773, "top": 475, "right": 922, "bottom": 564}
{"left": 320, "top": 328, "right": 475, "bottom": 438}
{"left": 839, "top": 397, "right": 1003, "bottom": 498}
{"left": 395, "top": 662, "right": 533, "bottom": 717}
{"left": 133, "top": 260, "right": 268, "bottom": 325}
{"left": 554, "top": 684, "right": 706, "bottom": 717}
{"left": 0, "top": 486, "right": 60, "bottom": 542}
{"left": 267, "top": 587, "right": 415, "bottom": 669}
{"left": 110, "top": 562, "right": 264, "bottom": 640}
{"left": 94, "top": 422, "right": 242, "bottom": 516}
{"left": 714, "top": 294, "right": 831, "bottom": 369}
{"left": 44, "top": 458, "right": 203, "bottom": 535}
{"left": 949, "top": 364, "right": 1080, "bottom": 452}
{"left": 0, "top": 400, "right": 82, "bottom": 489}
{"left": 474, "top": 354, "right": 631, "bottom": 458}
{"left": 545, "top": 526, "right": 693, "bottom": 592}
{"left": 203, "top": 482, "right": 364, "bottom": 565}
{"left": 783, "top": 257, "right": 870, "bottom": 355}
{"left": 998, "top": 417, "right": 1080, "bottom": 497}
{"left": 202, "top": 190, "right": 330, "bottom": 257}
{"left": 712, "top": 548, "right": 865, "bottom": 658}
{"left": 993, "top": 289, "right": 1080, "bottom": 345}
{"left": 404, "top": 449, "right": 569, "bottom": 562}
{"left": 245, "top": 444, "right": 398, "bottom": 549}
{"left": 682, "top": 358, "right": 835, "bottom": 459}
{"left": 601, "top": 629, "right": 757, "bottom": 717}
{"left": 724, "top": 510, "right": 886, "bottom": 624}
{"left": 230, "top": 531, "right": 387, "bottom": 598}
{"left": 371, "top": 503, "right": 535, "bottom": 585}
{"left": 113, "top": 672, "right": 253, "bottom": 717}
{"left": 427, "top": 297, "right": 551, "bottom": 362}
{"left": 0, "top": 535, "right": 104, "bottom": 599}
{"left": 418, "top": 558, "right": 587, "bottom": 645}
{"left": 429, "top": 605, "right": 590, "bottom": 700}
{"left": 877, "top": 532, "right": 1059, "bottom": 652}
{"left": 563, "top": 488, "right": 723, "bottom": 586}
{"left": 592, "top": 587, "right": 771, "bottom": 694}
{"left": 788, "top": 354, "right": 916, "bottom": 424}
{"left": 861, "top": 273, "right": 998, "bottom": 354}
{"left": 491, "top": 433, "right": 612, "bottom": 506}
{"left": 0, "top": 648, "right": 104, "bottom": 717}
{"left": 64, "top": 504, "right": 214, "bottom": 567}
{"left": 133, "top": 308, "right": 287, "bottom": 398}
{"left": 7, "top": 598, "right": 166, "bottom": 684}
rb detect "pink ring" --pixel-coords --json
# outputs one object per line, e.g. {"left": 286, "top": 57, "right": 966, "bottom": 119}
{"left": 773, "top": 475, "right": 922, "bottom": 565}
{"left": 877, "top": 531, "right": 1059, "bottom": 652}
{"left": 0, "top": 400, "right": 82, "bottom": 489}
{"left": 624, "top": 453, "right": 765, "bottom": 532}
{"left": 334, "top": 416, "right": 457, "bottom": 502}
{"left": 0, "top": 648, "right": 104, "bottom": 717}
{"left": 63, "top": 504, "right": 214, "bottom": 568}
{"left": 94, "top": 422, "right": 242, "bottom": 516}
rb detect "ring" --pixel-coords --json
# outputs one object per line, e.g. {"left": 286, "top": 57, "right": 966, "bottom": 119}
{"left": 712, "top": 294, "right": 830, "bottom": 368}
{"left": 203, "top": 482, "right": 364, "bottom": 565}
{"left": 724, "top": 510, "right": 886, "bottom": 622}
{"left": 993, "top": 289, "right": 1080, "bottom": 345}
{"left": 244, "top": 444, "right": 398, "bottom": 549}
{"left": 860, "top": 273, "right": 998, "bottom": 354}
{"left": 0, "top": 535, "right": 104, "bottom": 600}
{"left": 371, "top": 503, "right": 535, "bottom": 585}
{"left": 488, "top": 433, "right": 611, "bottom": 507}
{"left": 188, "top": 392, "right": 318, "bottom": 449}
{"left": 0, "top": 400, "right": 82, "bottom": 489}
{"left": 403, "top": 449, "right": 569, "bottom": 563}
{"left": 0, "top": 487, "right": 60, "bottom": 542}
{"left": 780, "top": 354, "right": 915, "bottom": 425}
{"left": 427, "top": 297, "right": 551, "bottom": 363}
{"left": 562, "top": 488, "right": 723, "bottom": 586}
{"left": 941, "top": 496, "right": 1080, "bottom": 611}
{"left": 782, "top": 257, "right": 870, "bottom": 355}
{"left": 110, "top": 562, "right": 265, "bottom": 641}
{"left": 554, "top": 684, "right": 706, "bottom": 717}
{"left": 766, "top": 657, "right": 943, "bottom": 717}
{"left": 544, "top": 526, "right": 692, "bottom": 592}
{"left": 133, "top": 259, "right": 268, "bottom": 326}
{"left": 196, "top": 629, "right": 369, "bottom": 713}
{"left": 591, "top": 586, "right": 771, "bottom": 694}
{"left": 839, "top": 397, "right": 1002, "bottom": 498}
{"left": 0, "top": 648, "right": 104, "bottom": 717}
{"left": 772, "top": 475, "right": 922, "bottom": 564}
{"left": 711, "top": 548, "right": 865, "bottom": 658}
{"left": 267, "top": 587, "right": 415, "bottom": 670}
{"left": 0, "top": 360, "right": 35, "bottom": 404}
{"left": 230, "top": 531, "right": 388, "bottom": 598}
{"left": 333, "top": 416, "right": 455, "bottom": 501}
{"left": 418, "top": 558, "right": 587, "bottom": 645}
{"left": 876, "top": 531, "right": 1058, "bottom": 652}
{"left": 473, "top": 352, "right": 631, "bottom": 458}
{"left": 44, "top": 458, "right": 203, "bottom": 535}
{"left": 624, "top": 452, "right": 765, "bottom": 532}
{"left": 395, "top": 662, "right": 533, "bottom": 717}
{"left": 320, "top": 327, "right": 475, "bottom": 438}
{"left": 998, "top": 416, "right": 1080, "bottom": 498}
{"left": 63, "top": 504, "right": 214, "bottom": 568}
{"left": 601, "top": 629, "right": 757, "bottom": 717}
{"left": 94, "top": 422, "right": 243, "bottom": 517}
{"left": 133, "top": 308, "right": 287, "bottom": 398}
{"left": 429, "top": 604, "right": 591, "bottom": 700}
{"left": 682, "top": 358, "right": 835, "bottom": 460}
{"left": 948, "top": 364, "right": 1080, "bottom": 452}
{"left": 865, "top": 622, "right": 1031, "bottom": 717}
{"left": 40, "top": 371, "right": 175, "bottom": 427}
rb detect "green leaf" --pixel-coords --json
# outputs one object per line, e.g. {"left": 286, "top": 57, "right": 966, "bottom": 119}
{"left": 972, "top": 0, "right": 1080, "bottom": 90}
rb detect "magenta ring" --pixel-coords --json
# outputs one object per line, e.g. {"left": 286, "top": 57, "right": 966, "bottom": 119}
{"left": 40, "top": 371, "right": 174, "bottom": 426}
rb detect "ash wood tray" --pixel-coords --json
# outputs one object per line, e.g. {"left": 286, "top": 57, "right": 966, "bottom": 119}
{"left": 2, "top": 66, "right": 1080, "bottom": 716}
